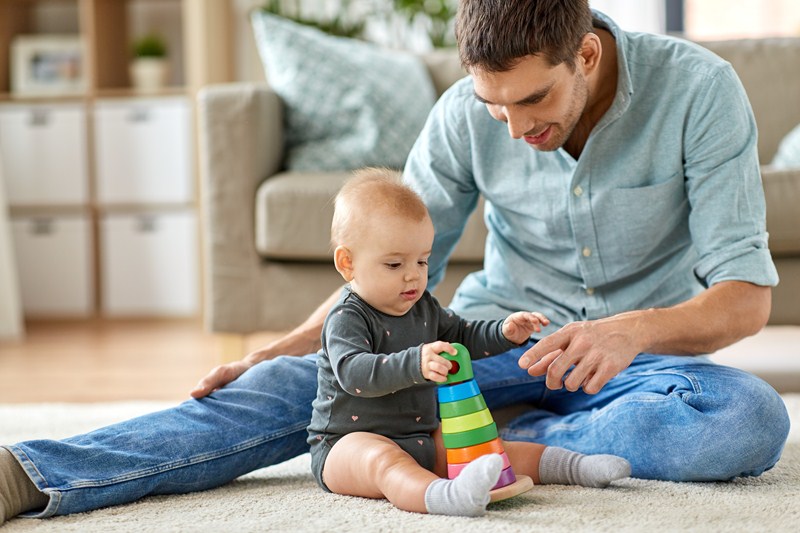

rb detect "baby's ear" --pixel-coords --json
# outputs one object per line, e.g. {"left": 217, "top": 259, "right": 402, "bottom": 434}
{"left": 333, "top": 246, "right": 354, "bottom": 281}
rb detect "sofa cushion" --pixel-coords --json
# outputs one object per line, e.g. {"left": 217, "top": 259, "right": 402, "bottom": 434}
{"left": 250, "top": 11, "right": 436, "bottom": 172}
{"left": 255, "top": 172, "right": 487, "bottom": 262}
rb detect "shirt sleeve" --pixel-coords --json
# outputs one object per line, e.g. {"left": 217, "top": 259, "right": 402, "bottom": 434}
{"left": 432, "top": 296, "right": 519, "bottom": 359}
{"left": 683, "top": 63, "right": 779, "bottom": 288}
{"left": 403, "top": 84, "right": 481, "bottom": 291}
{"left": 324, "top": 305, "right": 426, "bottom": 397}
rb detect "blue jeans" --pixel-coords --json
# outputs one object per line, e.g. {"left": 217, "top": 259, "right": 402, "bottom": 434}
{"left": 6, "top": 348, "right": 790, "bottom": 517}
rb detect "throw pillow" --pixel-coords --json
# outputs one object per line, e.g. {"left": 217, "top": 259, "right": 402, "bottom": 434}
{"left": 772, "top": 123, "right": 800, "bottom": 168}
{"left": 251, "top": 11, "right": 437, "bottom": 172}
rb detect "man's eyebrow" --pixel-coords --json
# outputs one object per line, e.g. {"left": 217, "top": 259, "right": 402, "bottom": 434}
{"left": 473, "top": 83, "right": 554, "bottom": 106}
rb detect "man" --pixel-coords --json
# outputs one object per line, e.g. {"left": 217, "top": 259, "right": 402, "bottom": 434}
{"left": 0, "top": 0, "right": 789, "bottom": 523}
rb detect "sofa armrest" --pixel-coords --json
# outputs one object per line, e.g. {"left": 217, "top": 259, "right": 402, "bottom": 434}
{"left": 197, "top": 83, "right": 284, "bottom": 332}
{"left": 762, "top": 167, "right": 800, "bottom": 325}
{"left": 763, "top": 167, "right": 800, "bottom": 257}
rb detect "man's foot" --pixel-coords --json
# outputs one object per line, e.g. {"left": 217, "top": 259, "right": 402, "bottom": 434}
{"left": 538, "top": 446, "right": 631, "bottom": 488}
{"left": 0, "top": 447, "right": 48, "bottom": 525}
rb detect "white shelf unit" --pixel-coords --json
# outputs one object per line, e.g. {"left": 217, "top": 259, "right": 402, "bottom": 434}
{"left": 0, "top": 100, "right": 94, "bottom": 317}
{"left": 10, "top": 214, "right": 93, "bottom": 317}
{"left": 94, "top": 96, "right": 198, "bottom": 317}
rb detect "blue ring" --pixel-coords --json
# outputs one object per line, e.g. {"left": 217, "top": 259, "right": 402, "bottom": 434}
{"left": 438, "top": 379, "right": 480, "bottom": 403}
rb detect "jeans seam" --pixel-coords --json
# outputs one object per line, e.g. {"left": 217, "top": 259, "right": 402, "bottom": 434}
{"left": 59, "top": 420, "right": 309, "bottom": 490}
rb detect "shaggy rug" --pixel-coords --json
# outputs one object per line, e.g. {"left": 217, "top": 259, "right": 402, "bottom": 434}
{"left": 1, "top": 396, "right": 798, "bottom": 533}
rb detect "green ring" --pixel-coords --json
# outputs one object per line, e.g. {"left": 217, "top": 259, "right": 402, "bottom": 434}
{"left": 442, "top": 422, "right": 498, "bottom": 449}
{"left": 439, "top": 394, "right": 487, "bottom": 419}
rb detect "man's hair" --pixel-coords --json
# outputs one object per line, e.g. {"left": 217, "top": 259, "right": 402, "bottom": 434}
{"left": 455, "top": 0, "right": 593, "bottom": 73}
{"left": 331, "top": 167, "right": 429, "bottom": 247}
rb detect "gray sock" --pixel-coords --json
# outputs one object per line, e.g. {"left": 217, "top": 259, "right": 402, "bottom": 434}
{"left": 538, "top": 446, "right": 631, "bottom": 488}
{"left": 0, "top": 447, "right": 48, "bottom": 525}
{"left": 424, "top": 453, "right": 503, "bottom": 517}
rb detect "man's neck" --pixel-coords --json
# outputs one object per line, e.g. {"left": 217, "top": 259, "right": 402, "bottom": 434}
{"left": 564, "top": 28, "right": 619, "bottom": 160}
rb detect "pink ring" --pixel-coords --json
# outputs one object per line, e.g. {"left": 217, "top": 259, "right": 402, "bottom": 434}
{"left": 447, "top": 452, "right": 511, "bottom": 479}
{"left": 492, "top": 466, "right": 517, "bottom": 489}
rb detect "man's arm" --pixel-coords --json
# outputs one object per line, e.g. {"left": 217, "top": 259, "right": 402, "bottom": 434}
{"left": 190, "top": 288, "right": 342, "bottom": 398}
{"left": 518, "top": 280, "right": 771, "bottom": 395}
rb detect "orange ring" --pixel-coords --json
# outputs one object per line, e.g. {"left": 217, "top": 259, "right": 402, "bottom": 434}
{"left": 446, "top": 437, "right": 504, "bottom": 464}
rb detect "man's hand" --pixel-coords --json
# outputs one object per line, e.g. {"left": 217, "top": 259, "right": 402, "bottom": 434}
{"left": 502, "top": 311, "right": 550, "bottom": 344}
{"left": 517, "top": 314, "right": 643, "bottom": 395}
{"left": 190, "top": 288, "right": 341, "bottom": 398}
{"left": 190, "top": 360, "right": 253, "bottom": 398}
{"left": 421, "top": 341, "right": 455, "bottom": 383}
{"left": 190, "top": 328, "right": 321, "bottom": 398}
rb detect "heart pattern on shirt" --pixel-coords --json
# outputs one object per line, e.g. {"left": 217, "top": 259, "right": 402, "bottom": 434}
{"left": 351, "top": 415, "right": 359, "bottom": 421}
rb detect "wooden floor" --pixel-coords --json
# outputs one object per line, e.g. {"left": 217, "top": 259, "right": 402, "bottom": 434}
{"left": 0, "top": 319, "right": 286, "bottom": 403}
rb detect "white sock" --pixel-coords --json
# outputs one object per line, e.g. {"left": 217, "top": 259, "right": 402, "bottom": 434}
{"left": 424, "top": 453, "right": 503, "bottom": 517}
{"left": 538, "top": 446, "right": 631, "bottom": 488}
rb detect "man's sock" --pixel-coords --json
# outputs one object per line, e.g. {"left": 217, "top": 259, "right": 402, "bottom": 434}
{"left": 0, "top": 447, "right": 48, "bottom": 525}
{"left": 424, "top": 453, "right": 503, "bottom": 517}
{"left": 538, "top": 446, "right": 631, "bottom": 488}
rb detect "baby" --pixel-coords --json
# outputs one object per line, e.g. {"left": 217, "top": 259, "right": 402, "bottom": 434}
{"left": 307, "top": 168, "right": 630, "bottom": 517}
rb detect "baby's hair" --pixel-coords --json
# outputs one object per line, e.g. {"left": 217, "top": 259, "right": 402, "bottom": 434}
{"left": 331, "top": 167, "right": 429, "bottom": 247}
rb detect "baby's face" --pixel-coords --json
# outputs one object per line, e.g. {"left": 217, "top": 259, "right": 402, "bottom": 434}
{"left": 348, "top": 213, "right": 434, "bottom": 316}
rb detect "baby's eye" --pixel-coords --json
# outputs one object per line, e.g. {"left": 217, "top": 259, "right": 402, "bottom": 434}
{"left": 385, "top": 263, "right": 401, "bottom": 269}
{"left": 418, "top": 260, "right": 429, "bottom": 266}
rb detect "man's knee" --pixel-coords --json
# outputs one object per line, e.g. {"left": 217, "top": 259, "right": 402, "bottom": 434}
{"left": 671, "top": 371, "right": 790, "bottom": 481}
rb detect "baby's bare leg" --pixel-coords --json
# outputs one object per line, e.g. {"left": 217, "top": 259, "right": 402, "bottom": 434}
{"left": 323, "top": 432, "right": 437, "bottom": 513}
{"left": 326, "top": 431, "right": 503, "bottom": 516}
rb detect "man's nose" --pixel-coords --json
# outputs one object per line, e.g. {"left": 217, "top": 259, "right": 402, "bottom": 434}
{"left": 503, "top": 107, "right": 535, "bottom": 139}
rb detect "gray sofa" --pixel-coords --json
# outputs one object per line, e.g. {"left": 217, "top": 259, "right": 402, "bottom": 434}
{"left": 198, "top": 38, "right": 800, "bottom": 335}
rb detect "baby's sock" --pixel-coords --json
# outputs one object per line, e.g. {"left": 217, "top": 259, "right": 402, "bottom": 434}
{"left": 424, "top": 453, "right": 503, "bottom": 517}
{"left": 538, "top": 446, "right": 631, "bottom": 488}
{"left": 0, "top": 447, "right": 48, "bottom": 525}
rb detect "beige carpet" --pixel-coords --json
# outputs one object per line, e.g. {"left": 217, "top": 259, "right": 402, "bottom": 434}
{"left": 1, "top": 396, "right": 798, "bottom": 533}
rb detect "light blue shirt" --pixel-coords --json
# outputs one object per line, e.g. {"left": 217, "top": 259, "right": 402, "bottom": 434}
{"left": 404, "top": 12, "right": 778, "bottom": 334}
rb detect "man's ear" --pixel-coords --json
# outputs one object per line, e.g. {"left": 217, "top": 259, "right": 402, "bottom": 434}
{"left": 334, "top": 245, "right": 354, "bottom": 281}
{"left": 578, "top": 32, "right": 602, "bottom": 74}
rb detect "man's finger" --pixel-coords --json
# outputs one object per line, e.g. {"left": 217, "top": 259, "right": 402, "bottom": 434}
{"left": 546, "top": 350, "right": 576, "bottom": 390}
{"left": 526, "top": 350, "right": 562, "bottom": 376}
{"left": 518, "top": 332, "right": 566, "bottom": 368}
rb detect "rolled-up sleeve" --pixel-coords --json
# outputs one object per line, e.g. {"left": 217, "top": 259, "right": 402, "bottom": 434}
{"left": 684, "top": 63, "right": 779, "bottom": 288}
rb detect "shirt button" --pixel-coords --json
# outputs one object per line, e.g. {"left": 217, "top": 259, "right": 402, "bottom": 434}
{"left": 582, "top": 247, "right": 592, "bottom": 257}
{"left": 586, "top": 287, "right": 595, "bottom": 296}
{"left": 573, "top": 185, "right": 584, "bottom": 197}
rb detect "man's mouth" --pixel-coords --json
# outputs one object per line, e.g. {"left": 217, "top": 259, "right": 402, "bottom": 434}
{"left": 524, "top": 125, "right": 552, "bottom": 146}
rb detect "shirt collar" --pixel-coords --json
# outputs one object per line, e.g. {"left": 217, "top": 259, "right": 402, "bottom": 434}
{"left": 591, "top": 10, "right": 634, "bottom": 126}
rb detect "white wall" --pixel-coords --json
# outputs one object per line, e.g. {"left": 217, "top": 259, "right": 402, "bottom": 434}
{"left": 590, "top": 0, "right": 666, "bottom": 34}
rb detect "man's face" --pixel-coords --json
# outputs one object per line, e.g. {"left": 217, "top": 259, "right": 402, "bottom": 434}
{"left": 472, "top": 54, "right": 589, "bottom": 151}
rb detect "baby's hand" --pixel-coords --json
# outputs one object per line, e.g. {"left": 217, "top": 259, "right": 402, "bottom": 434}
{"left": 502, "top": 311, "right": 550, "bottom": 344}
{"left": 420, "top": 341, "right": 455, "bottom": 383}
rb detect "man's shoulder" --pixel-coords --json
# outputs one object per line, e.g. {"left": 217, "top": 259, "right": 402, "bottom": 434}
{"left": 626, "top": 31, "right": 730, "bottom": 81}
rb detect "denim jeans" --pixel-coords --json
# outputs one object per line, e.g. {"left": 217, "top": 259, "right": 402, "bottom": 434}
{"left": 6, "top": 348, "right": 790, "bottom": 517}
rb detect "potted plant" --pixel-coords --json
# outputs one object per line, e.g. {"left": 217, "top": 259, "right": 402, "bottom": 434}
{"left": 129, "top": 33, "right": 168, "bottom": 92}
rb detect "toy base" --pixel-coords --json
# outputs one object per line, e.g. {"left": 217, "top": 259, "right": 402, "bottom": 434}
{"left": 488, "top": 474, "right": 534, "bottom": 503}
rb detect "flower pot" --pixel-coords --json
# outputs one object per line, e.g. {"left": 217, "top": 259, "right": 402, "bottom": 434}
{"left": 129, "top": 58, "right": 169, "bottom": 92}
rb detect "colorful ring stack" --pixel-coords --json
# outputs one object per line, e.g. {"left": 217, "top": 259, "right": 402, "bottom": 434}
{"left": 437, "top": 343, "right": 517, "bottom": 490}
